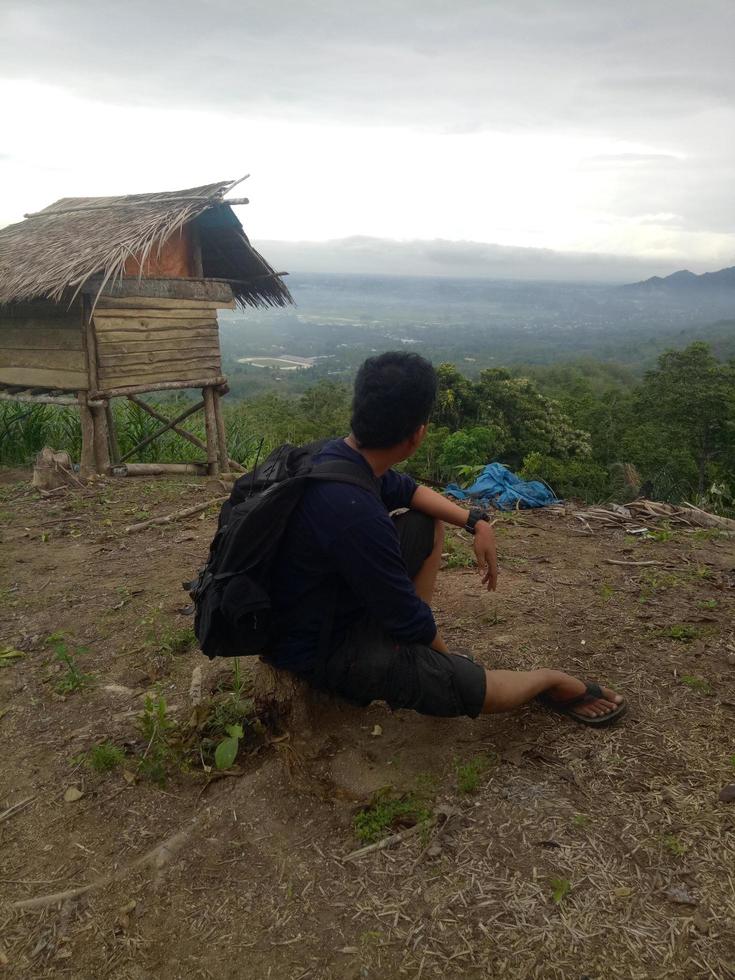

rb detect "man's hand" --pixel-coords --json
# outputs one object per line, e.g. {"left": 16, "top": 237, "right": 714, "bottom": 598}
{"left": 473, "top": 520, "right": 498, "bottom": 591}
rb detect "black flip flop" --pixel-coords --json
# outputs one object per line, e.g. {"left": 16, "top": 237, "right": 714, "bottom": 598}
{"left": 536, "top": 681, "right": 627, "bottom": 727}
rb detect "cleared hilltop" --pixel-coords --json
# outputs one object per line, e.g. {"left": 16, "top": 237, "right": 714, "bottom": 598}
{"left": 1, "top": 472, "right": 734, "bottom": 978}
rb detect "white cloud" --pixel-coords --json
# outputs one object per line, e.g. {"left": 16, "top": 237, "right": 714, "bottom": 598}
{"left": 1, "top": 1, "right": 734, "bottom": 272}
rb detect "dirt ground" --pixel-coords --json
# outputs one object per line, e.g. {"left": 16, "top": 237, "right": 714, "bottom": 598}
{"left": 1, "top": 470, "right": 734, "bottom": 980}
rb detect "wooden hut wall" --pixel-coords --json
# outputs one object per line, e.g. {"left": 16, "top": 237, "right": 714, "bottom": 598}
{"left": 122, "top": 226, "right": 195, "bottom": 279}
{"left": 0, "top": 299, "right": 87, "bottom": 390}
{"left": 92, "top": 295, "right": 224, "bottom": 391}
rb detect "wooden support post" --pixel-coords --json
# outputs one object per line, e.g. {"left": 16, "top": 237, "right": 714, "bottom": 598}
{"left": 77, "top": 393, "right": 95, "bottom": 479}
{"left": 90, "top": 403, "right": 111, "bottom": 474}
{"left": 202, "top": 386, "right": 220, "bottom": 477}
{"left": 212, "top": 388, "right": 229, "bottom": 474}
{"left": 105, "top": 401, "right": 120, "bottom": 465}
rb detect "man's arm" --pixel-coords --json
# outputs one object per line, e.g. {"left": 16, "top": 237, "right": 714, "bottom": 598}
{"left": 410, "top": 484, "right": 498, "bottom": 592}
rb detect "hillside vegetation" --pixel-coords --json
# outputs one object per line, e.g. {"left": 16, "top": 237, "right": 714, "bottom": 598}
{"left": 2, "top": 342, "right": 733, "bottom": 510}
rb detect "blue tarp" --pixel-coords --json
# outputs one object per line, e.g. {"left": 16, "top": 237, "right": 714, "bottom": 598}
{"left": 445, "top": 462, "right": 560, "bottom": 510}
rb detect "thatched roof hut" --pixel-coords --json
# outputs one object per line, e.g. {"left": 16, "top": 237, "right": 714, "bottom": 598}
{"left": 0, "top": 178, "right": 291, "bottom": 309}
{"left": 0, "top": 178, "right": 292, "bottom": 478}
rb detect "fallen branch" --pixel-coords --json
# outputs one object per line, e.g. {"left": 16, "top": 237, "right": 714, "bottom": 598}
{"left": 0, "top": 796, "right": 36, "bottom": 825}
{"left": 603, "top": 559, "right": 663, "bottom": 566}
{"left": 12, "top": 821, "right": 196, "bottom": 909}
{"left": 124, "top": 496, "right": 228, "bottom": 534}
{"left": 342, "top": 817, "right": 437, "bottom": 862}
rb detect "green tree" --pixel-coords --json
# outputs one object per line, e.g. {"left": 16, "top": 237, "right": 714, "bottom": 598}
{"left": 627, "top": 343, "right": 735, "bottom": 496}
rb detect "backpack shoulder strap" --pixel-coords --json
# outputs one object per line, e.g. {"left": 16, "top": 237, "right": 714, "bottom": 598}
{"left": 306, "top": 460, "right": 381, "bottom": 498}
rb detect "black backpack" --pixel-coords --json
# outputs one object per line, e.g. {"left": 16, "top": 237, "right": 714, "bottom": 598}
{"left": 185, "top": 440, "right": 381, "bottom": 659}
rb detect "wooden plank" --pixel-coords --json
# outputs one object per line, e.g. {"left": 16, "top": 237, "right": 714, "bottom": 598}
{"left": 0, "top": 327, "right": 84, "bottom": 351}
{"left": 1, "top": 300, "right": 83, "bottom": 322}
{"left": 95, "top": 324, "right": 217, "bottom": 339}
{"left": 96, "top": 338, "right": 219, "bottom": 356}
{"left": 83, "top": 295, "right": 98, "bottom": 395}
{"left": 94, "top": 307, "right": 221, "bottom": 320}
{"left": 0, "top": 366, "right": 88, "bottom": 389}
{"left": 98, "top": 361, "right": 221, "bottom": 387}
{"left": 97, "top": 330, "right": 219, "bottom": 346}
{"left": 101, "top": 357, "right": 221, "bottom": 379}
{"left": 94, "top": 321, "right": 217, "bottom": 336}
{"left": 84, "top": 277, "right": 234, "bottom": 305}
{"left": 0, "top": 348, "right": 86, "bottom": 371}
{"left": 98, "top": 347, "right": 220, "bottom": 367}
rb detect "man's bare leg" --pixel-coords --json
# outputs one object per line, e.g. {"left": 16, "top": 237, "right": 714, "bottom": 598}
{"left": 411, "top": 519, "right": 624, "bottom": 719}
{"left": 412, "top": 518, "right": 444, "bottom": 604}
{"left": 481, "top": 668, "right": 623, "bottom": 719}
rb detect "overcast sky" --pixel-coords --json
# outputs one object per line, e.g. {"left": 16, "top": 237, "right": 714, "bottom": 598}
{"left": 1, "top": 1, "right": 734, "bottom": 276}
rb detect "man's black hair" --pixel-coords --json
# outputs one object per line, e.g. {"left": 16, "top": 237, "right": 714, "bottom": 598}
{"left": 351, "top": 352, "right": 437, "bottom": 449}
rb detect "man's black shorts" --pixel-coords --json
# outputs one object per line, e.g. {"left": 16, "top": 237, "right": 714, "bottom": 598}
{"left": 314, "top": 511, "right": 487, "bottom": 719}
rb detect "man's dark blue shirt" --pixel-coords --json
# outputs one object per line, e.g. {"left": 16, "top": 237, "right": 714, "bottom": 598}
{"left": 268, "top": 438, "right": 437, "bottom": 672}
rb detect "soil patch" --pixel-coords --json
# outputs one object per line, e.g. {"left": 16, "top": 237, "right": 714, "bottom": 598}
{"left": 1, "top": 472, "right": 734, "bottom": 978}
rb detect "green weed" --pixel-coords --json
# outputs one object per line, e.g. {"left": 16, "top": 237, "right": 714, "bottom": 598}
{"left": 0, "top": 646, "right": 25, "bottom": 667}
{"left": 159, "top": 626, "right": 196, "bottom": 656}
{"left": 680, "top": 675, "right": 713, "bottom": 695}
{"left": 662, "top": 834, "right": 688, "bottom": 856}
{"left": 549, "top": 876, "right": 572, "bottom": 903}
{"left": 443, "top": 535, "right": 474, "bottom": 569}
{"left": 456, "top": 753, "right": 496, "bottom": 794}
{"left": 138, "top": 693, "right": 177, "bottom": 785}
{"left": 84, "top": 741, "right": 126, "bottom": 773}
{"left": 47, "top": 633, "right": 93, "bottom": 694}
{"left": 354, "top": 791, "right": 432, "bottom": 843}
{"left": 599, "top": 583, "right": 615, "bottom": 602}
{"left": 647, "top": 524, "right": 674, "bottom": 542}
{"left": 638, "top": 569, "right": 682, "bottom": 603}
{"left": 689, "top": 528, "right": 727, "bottom": 543}
{"left": 215, "top": 724, "right": 243, "bottom": 770}
{"left": 698, "top": 598, "right": 718, "bottom": 609}
{"left": 572, "top": 813, "right": 589, "bottom": 828}
{"left": 658, "top": 624, "right": 701, "bottom": 643}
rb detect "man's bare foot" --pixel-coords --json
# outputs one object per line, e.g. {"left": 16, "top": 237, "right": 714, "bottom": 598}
{"left": 545, "top": 673, "right": 624, "bottom": 719}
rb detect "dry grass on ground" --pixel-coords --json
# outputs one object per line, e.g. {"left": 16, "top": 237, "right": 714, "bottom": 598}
{"left": 0, "top": 471, "right": 734, "bottom": 979}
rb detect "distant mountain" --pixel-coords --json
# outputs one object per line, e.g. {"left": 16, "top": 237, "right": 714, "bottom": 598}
{"left": 627, "top": 265, "right": 735, "bottom": 290}
{"left": 256, "top": 235, "right": 676, "bottom": 284}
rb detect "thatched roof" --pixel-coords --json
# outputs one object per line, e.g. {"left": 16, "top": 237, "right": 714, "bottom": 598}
{"left": 0, "top": 179, "right": 292, "bottom": 309}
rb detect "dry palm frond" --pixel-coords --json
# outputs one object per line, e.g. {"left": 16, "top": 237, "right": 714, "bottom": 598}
{"left": 0, "top": 179, "right": 292, "bottom": 310}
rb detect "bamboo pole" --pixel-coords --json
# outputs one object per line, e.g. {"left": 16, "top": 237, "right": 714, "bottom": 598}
{"left": 0, "top": 391, "right": 81, "bottom": 407}
{"left": 212, "top": 388, "right": 229, "bottom": 474}
{"left": 128, "top": 394, "right": 208, "bottom": 456}
{"left": 77, "top": 393, "right": 95, "bottom": 478}
{"left": 120, "top": 399, "right": 205, "bottom": 463}
{"left": 118, "top": 462, "right": 208, "bottom": 477}
{"left": 202, "top": 386, "right": 220, "bottom": 477}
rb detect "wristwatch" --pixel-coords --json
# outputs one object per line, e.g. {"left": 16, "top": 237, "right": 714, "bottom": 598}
{"left": 464, "top": 507, "right": 490, "bottom": 535}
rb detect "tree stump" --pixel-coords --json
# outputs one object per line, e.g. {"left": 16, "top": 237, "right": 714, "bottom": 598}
{"left": 252, "top": 659, "right": 375, "bottom": 799}
{"left": 253, "top": 660, "right": 335, "bottom": 749}
{"left": 32, "top": 447, "right": 77, "bottom": 490}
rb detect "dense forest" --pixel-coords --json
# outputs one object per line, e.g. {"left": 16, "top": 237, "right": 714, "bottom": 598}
{"left": 1, "top": 341, "right": 733, "bottom": 512}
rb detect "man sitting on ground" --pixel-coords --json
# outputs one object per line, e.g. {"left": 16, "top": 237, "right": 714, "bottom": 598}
{"left": 268, "top": 352, "right": 626, "bottom": 725}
